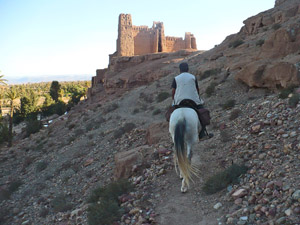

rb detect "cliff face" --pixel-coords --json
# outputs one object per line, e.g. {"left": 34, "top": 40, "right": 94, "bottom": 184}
{"left": 189, "top": 0, "right": 300, "bottom": 89}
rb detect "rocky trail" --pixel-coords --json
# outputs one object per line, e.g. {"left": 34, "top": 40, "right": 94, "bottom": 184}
{"left": 1, "top": 0, "right": 300, "bottom": 224}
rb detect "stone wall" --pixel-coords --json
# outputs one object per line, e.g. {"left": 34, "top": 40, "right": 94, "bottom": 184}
{"left": 116, "top": 14, "right": 197, "bottom": 56}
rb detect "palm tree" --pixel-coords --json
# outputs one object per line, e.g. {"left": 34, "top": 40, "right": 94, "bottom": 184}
{"left": 0, "top": 71, "right": 8, "bottom": 86}
{"left": 5, "top": 87, "right": 19, "bottom": 147}
{"left": 0, "top": 72, "right": 8, "bottom": 120}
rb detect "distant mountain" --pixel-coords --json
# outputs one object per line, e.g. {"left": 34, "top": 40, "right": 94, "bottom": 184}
{"left": 6, "top": 74, "right": 92, "bottom": 84}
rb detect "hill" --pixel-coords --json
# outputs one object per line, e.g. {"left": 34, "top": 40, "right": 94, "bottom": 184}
{"left": 0, "top": 0, "right": 300, "bottom": 224}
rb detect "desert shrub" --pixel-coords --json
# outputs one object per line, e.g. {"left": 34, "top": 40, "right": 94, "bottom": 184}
{"left": 51, "top": 194, "right": 72, "bottom": 212}
{"left": 139, "top": 93, "right": 153, "bottom": 103}
{"left": 34, "top": 142, "right": 44, "bottom": 151}
{"left": 87, "top": 179, "right": 133, "bottom": 225}
{"left": 279, "top": 85, "right": 297, "bottom": 99}
{"left": 220, "top": 130, "right": 232, "bottom": 142}
{"left": 272, "top": 23, "right": 281, "bottom": 30}
{"left": 74, "top": 128, "right": 84, "bottom": 136}
{"left": 23, "top": 156, "right": 35, "bottom": 168}
{"left": 85, "top": 118, "right": 104, "bottom": 131}
{"left": 25, "top": 119, "right": 42, "bottom": 137}
{"left": 113, "top": 123, "right": 136, "bottom": 139}
{"left": 205, "top": 82, "right": 217, "bottom": 97}
{"left": 8, "top": 179, "right": 23, "bottom": 193}
{"left": 88, "top": 179, "right": 133, "bottom": 203}
{"left": 229, "top": 109, "right": 242, "bottom": 121}
{"left": 36, "top": 161, "right": 48, "bottom": 172}
{"left": 68, "top": 123, "right": 76, "bottom": 130}
{"left": 88, "top": 200, "right": 121, "bottom": 225}
{"left": 103, "top": 103, "right": 119, "bottom": 114}
{"left": 0, "top": 207, "right": 9, "bottom": 224}
{"left": 222, "top": 99, "right": 236, "bottom": 110}
{"left": 229, "top": 40, "right": 244, "bottom": 48}
{"left": 132, "top": 108, "right": 139, "bottom": 114}
{"left": 202, "top": 164, "right": 248, "bottom": 194}
{"left": 0, "top": 122, "right": 9, "bottom": 144}
{"left": 152, "top": 108, "right": 161, "bottom": 115}
{"left": 256, "top": 39, "right": 265, "bottom": 46}
{"left": 288, "top": 93, "right": 299, "bottom": 108}
{"left": 0, "top": 179, "right": 23, "bottom": 201}
{"left": 200, "top": 68, "right": 221, "bottom": 80}
{"left": 68, "top": 136, "right": 76, "bottom": 144}
{"left": 156, "top": 92, "right": 170, "bottom": 103}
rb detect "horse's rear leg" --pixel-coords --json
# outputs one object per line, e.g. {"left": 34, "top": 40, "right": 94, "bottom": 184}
{"left": 181, "top": 178, "right": 188, "bottom": 193}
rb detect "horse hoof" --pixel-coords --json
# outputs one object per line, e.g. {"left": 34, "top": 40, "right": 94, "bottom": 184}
{"left": 181, "top": 187, "right": 188, "bottom": 193}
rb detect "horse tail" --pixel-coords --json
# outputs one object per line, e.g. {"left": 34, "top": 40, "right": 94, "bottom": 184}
{"left": 174, "top": 118, "right": 195, "bottom": 187}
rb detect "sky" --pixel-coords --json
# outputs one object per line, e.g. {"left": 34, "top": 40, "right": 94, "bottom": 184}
{"left": 0, "top": 0, "right": 275, "bottom": 81}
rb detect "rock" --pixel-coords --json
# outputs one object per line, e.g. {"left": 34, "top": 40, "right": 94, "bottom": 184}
{"left": 232, "top": 189, "right": 248, "bottom": 198}
{"left": 129, "top": 207, "right": 141, "bottom": 215}
{"left": 213, "top": 202, "right": 222, "bottom": 210}
{"left": 292, "top": 190, "right": 300, "bottom": 201}
{"left": 293, "top": 207, "right": 300, "bottom": 214}
{"left": 284, "top": 208, "right": 292, "bottom": 216}
{"left": 275, "top": 217, "right": 286, "bottom": 224}
{"left": 114, "top": 146, "right": 151, "bottom": 179}
{"left": 234, "top": 198, "right": 243, "bottom": 205}
{"left": 146, "top": 122, "right": 169, "bottom": 145}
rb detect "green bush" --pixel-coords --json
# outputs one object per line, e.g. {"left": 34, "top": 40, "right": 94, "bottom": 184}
{"left": 288, "top": 93, "right": 299, "bottom": 108}
{"left": 113, "top": 123, "right": 136, "bottom": 139}
{"left": 256, "top": 39, "right": 265, "bottom": 46}
{"left": 139, "top": 93, "right": 153, "bottom": 103}
{"left": 229, "top": 40, "right": 244, "bottom": 48}
{"left": 87, "top": 179, "right": 133, "bottom": 225}
{"left": 51, "top": 194, "right": 72, "bottom": 212}
{"left": 0, "top": 122, "right": 9, "bottom": 144}
{"left": 229, "top": 109, "right": 242, "bottom": 121}
{"left": 152, "top": 108, "right": 161, "bottom": 115}
{"left": 25, "top": 119, "right": 42, "bottom": 137}
{"left": 88, "top": 200, "right": 121, "bottom": 225}
{"left": 103, "top": 103, "right": 119, "bottom": 114}
{"left": 200, "top": 68, "right": 221, "bottom": 81}
{"left": 8, "top": 180, "right": 23, "bottom": 193}
{"left": 202, "top": 164, "right": 248, "bottom": 194}
{"left": 205, "top": 82, "right": 217, "bottom": 97}
{"left": 222, "top": 99, "right": 236, "bottom": 110}
{"left": 272, "top": 23, "right": 281, "bottom": 30}
{"left": 279, "top": 85, "right": 297, "bottom": 99}
{"left": 36, "top": 161, "right": 48, "bottom": 172}
{"left": 156, "top": 92, "right": 170, "bottom": 103}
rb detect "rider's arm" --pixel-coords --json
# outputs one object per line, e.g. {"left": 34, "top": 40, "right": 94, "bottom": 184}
{"left": 171, "top": 78, "right": 177, "bottom": 100}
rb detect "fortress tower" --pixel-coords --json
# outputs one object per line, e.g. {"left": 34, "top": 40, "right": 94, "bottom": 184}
{"left": 116, "top": 14, "right": 197, "bottom": 56}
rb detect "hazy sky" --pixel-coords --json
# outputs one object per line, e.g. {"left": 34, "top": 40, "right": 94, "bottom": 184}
{"left": 0, "top": 0, "right": 275, "bottom": 79}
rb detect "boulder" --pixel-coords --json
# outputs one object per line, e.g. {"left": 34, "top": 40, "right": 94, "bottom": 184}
{"left": 146, "top": 122, "right": 169, "bottom": 145}
{"left": 114, "top": 145, "right": 152, "bottom": 180}
{"left": 235, "top": 61, "right": 300, "bottom": 88}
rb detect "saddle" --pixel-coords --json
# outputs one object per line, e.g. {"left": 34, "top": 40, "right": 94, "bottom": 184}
{"left": 165, "top": 99, "right": 211, "bottom": 126}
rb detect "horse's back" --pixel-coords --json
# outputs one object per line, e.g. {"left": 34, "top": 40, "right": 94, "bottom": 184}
{"left": 169, "top": 108, "right": 200, "bottom": 138}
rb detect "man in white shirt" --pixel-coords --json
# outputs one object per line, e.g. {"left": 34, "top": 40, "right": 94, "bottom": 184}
{"left": 171, "top": 62, "right": 213, "bottom": 140}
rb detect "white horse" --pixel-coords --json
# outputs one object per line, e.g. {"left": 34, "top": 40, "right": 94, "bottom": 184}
{"left": 169, "top": 107, "right": 200, "bottom": 193}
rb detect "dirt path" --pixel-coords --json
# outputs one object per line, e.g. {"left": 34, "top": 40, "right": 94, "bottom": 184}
{"left": 154, "top": 140, "right": 231, "bottom": 225}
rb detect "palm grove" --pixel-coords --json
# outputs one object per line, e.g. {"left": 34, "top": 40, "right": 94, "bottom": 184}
{"left": 0, "top": 77, "right": 90, "bottom": 147}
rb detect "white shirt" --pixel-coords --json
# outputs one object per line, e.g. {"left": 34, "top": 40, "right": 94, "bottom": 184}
{"left": 173, "top": 72, "right": 204, "bottom": 105}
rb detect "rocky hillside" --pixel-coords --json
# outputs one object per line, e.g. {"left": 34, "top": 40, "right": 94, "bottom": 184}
{"left": 1, "top": 0, "right": 300, "bottom": 225}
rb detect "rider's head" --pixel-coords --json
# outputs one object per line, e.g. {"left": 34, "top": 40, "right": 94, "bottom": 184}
{"left": 179, "top": 63, "right": 189, "bottom": 73}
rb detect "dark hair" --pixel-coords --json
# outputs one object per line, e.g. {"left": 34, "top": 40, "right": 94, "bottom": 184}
{"left": 179, "top": 63, "right": 189, "bottom": 72}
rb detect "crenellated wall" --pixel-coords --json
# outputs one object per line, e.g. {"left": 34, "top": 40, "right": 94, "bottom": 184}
{"left": 116, "top": 14, "right": 197, "bottom": 56}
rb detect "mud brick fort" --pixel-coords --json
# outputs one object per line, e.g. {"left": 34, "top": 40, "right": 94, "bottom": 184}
{"left": 89, "top": 14, "right": 198, "bottom": 90}
{"left": 116, "top": 14, "right": 197, "bottom": 56}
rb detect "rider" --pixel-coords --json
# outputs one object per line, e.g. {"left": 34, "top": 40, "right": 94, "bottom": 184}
{"left": 171, "top": 62, "right": 213, "bottom": 140}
